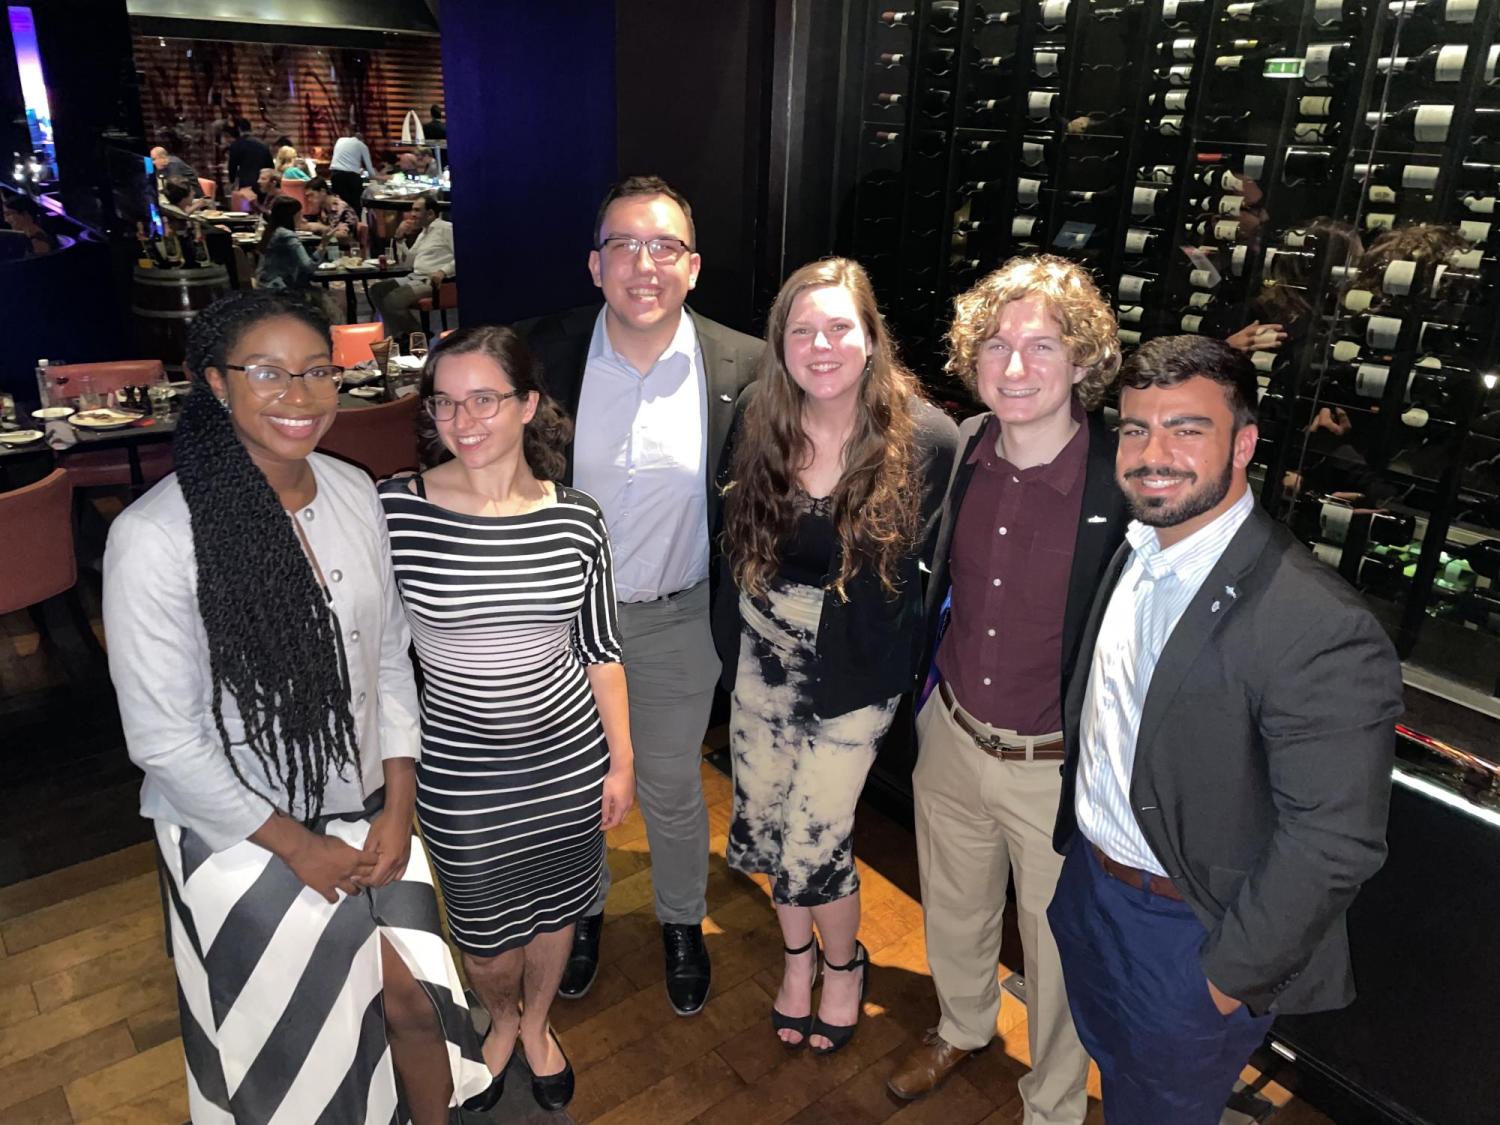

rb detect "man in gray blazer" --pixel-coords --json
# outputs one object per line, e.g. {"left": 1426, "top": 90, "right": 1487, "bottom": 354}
{"left": 1048, "top": 335, "right": 1403, "bottom": 1124}
{"left": 517, "top": 176, "right": 762, "bottom": 1016}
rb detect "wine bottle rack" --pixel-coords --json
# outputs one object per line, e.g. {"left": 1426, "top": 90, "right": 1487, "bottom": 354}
{"left": 838, "top": 0, "right": 1500, "bottom": 699}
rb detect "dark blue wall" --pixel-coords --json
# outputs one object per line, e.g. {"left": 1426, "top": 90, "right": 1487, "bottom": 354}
{"left": 440, "top": 0, "right": 617, "bottom": 324}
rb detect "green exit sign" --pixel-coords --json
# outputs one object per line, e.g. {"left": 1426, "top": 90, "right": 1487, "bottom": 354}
{"left": 1264, "top": 58, "right": 1305, "bottom": 77}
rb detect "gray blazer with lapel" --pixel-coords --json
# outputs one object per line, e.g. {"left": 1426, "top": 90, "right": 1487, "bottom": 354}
{"left": 514, "top": 304, "right": 763, "bottom": 530}
{"left": 1054, "top": 504, "right": 1404, "bottom": 1017}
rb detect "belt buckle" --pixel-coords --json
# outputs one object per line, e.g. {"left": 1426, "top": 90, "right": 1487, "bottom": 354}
{"left": 974, "top": 732, "right": 1009, "bottom": 758}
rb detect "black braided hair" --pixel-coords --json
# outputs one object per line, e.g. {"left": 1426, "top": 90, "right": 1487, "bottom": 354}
{"left": 174, "top": 289, "right": 358, "bottom": 821}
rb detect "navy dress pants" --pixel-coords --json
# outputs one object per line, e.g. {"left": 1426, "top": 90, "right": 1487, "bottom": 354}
{"left": 1047, "top": 839, "right": 1274, "bottom": 1125}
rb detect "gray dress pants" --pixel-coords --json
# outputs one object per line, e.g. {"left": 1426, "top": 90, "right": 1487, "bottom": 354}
{"left": 586, "top": 580, "right": 718, "bottom": 924}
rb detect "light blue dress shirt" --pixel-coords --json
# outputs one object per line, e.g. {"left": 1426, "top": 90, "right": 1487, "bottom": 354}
{"left": 573, "top": 309, "right": 709, "bottom": 602}
{"left": 1074, "top": 485, "right": 1255, "bottom": 875}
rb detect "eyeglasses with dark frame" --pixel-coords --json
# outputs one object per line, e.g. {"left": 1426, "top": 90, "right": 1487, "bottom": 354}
{"left": 224, "top": 364, "right": 345, "bottom": 400}
{"left": 424, "top": 389, "right": 526, "bottom": 422}
{"left": 596, "top": 235, "right": 693, "bottom": 262}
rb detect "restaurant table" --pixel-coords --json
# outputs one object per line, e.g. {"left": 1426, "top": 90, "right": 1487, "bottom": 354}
{"left": 312, "top": 262, "right": 412, "bottom": 324}
{"left": 0, "top": 390, "right": 395, "bottom": 490}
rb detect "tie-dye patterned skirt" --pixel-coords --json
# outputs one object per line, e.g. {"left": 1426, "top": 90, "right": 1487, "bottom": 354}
{"left": 726, "top": 582, "right": 899, "bottom": 907}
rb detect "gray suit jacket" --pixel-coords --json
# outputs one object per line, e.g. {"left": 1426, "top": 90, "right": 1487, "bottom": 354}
{"left": 1054, "top": 505, "right": 1404, "bottom": 1016}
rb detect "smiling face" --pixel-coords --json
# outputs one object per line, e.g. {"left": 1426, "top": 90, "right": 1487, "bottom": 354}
{"left": 1116, "top": 375, "right": 1258, "bottom": 546}
{"left": 975, "top": 294, "right": 1086, "bottom": 434}
{"left": 431, "top": 350, "right": 537, "bottom": 473}
{"left": 204, "top": 315, "right": 339, "bottom": 475}
{"left": 782, "top": 284, "right": 871, "bottom": 409}
{"left": 588, "top": 193, "right": 700, "bottom": 340}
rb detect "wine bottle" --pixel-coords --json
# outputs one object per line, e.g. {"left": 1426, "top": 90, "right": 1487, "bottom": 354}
{"left": 1154, "top": 64, "right": 1195, "bottom": 86}
{"left": 1213, "top": 41, "right": 1285, "bottom": 72}
{"left": 1038, "top": 0, "right": 1071, "bottom": 30}
{"left": 1011, "top": 215, "right": 1042, "bottom": 240}
{"left": 960, "top": 179, "right": 1006, "bottom": 198}
{"left": 1123, "top": 226, "right": 1162, "bottom": 256}
{"left": 1139, "top": 163, "right": 1177, "bottom": 183}
{"left": 871, "top": 129, "right": 902, "bottom": 146}
{"left": 1160, "top": 37, "right": 1198, "bottom": 60}
{"left": 879, "top": 9, "right": 915, "bottom": 27}
{"left": 1282, "top": 147, "right": 1334, "bottom": 183}
{"left": 1194, "top": 167, "right": 1246, "bottom": 192}
{"left": 1224, "top": 0, "right": 1298, "bottom": 20}
{"left": 1363, "top": 102, "right": 1500, "bottom": 144}
{"left": 1026, "top": 90, "right": 1061, "bottom": 121}
{"left": 929, "top": 1, "right": 961, "bottom": 33}
{"left": 969, "top": 97, "right": 1007, "bottom": 114}
{"left": 1189, "top": 216, "right": 1243, "bottom": 241}
{"left": 1160, "top": 0, "right": 1205, "bottom": 26}
{"left": 1378, "top": 43, "right": 1498, "bottom": 83}
{"left": 1149, "top": 90, "right": 1192, "bottom": 114}
{"left": 1118, "top": 273, "right": 1157, "bottom": 304}
{"left": 974, "top": 55, "right": 1010, "bottom": 71}
{"left": 1094, "top": 0, "right": 1146, "bottom": 20}
{"left": 1303, "top": 40, "right": 1358, "bottom": 83}
{"left": 978, "top": 4, "right": 1018, "bottom": 25}
{"left": 1417, "top": 318, "right": 1478, "bottom": 353}
{"left": 878, "top": 51, "right": 907, "bottom": 68}
{"left": 1312, "top": 0, "right": 1366, "bottom": 27}
{"left": 1020, "top": 139, "right": 1052, "bottom": 166}
{"left": 1386, "top": 0, "right": 1480, "bottom": 27}
{"left": 1292, "top": 121, "right": 1340, "bottom": 143}
{"left": 875, "top": 92, "right": 906, "bottom": 108}
{"left": 1032, "top": 47, "right": 1066, "bottom": 77}
{"left": 1131, "top": 184, "right": 1172, "bottom": 219}
{"left": 1352, "top": 162, "right": 1440, "bottom": 191}
{"left": 924, "top": 47, "right": 957, "bottom": 75}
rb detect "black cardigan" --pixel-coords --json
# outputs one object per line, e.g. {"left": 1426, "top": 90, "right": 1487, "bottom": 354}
{"left": 711, "top": 394, "right": 960, "bottom": 719}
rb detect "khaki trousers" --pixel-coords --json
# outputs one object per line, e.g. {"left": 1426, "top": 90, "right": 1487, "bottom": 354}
{"left": 913, "top": 691, "right": 1089, "bottom": 1125}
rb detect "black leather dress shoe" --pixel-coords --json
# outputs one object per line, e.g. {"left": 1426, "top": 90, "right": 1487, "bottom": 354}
{"left": 558, "top": 913, "right": 602, "bottom": 1000}
{"left": 529, "top": 1028, "right": 575, "bottom": 1111}
{"left": 662, "top": 922, "right": 711, "bottom": 1016}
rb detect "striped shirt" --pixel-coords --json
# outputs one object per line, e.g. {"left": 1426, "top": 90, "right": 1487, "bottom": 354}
{"left": 1074, "top": 485, "right": 1254, "bottom": 875}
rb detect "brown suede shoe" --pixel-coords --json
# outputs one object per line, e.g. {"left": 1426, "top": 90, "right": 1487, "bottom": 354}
{"left": 886, "top": 1028, "right": 978, "bottom": 1100}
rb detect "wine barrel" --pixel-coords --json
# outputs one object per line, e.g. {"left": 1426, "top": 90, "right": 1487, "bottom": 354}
{"left": 131, "top": 264, "right": 230, "bottom": 368}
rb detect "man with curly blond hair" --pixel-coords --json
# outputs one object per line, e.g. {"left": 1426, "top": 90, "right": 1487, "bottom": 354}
{"left": 889, "top": 255, "right": 1128, "bottom": 1121}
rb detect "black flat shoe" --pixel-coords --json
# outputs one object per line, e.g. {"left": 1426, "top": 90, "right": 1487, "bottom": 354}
{"left": 528, "top": 1027, "right": 575, "bottom": 1111}
{"left": 558, "top": 913, "right": 603, "bottom": 1000}
{"left": 809, "top": 940, "right": 869, "bottom": 1056}
{"left": 662, "top": 922, "right": 711, "bottom": 1016}
{"left": 771, "top": 936, "right": 820, "bottom": 1049}
{"left": 461, "top": 1025, "right": 510, "bottom": 1113}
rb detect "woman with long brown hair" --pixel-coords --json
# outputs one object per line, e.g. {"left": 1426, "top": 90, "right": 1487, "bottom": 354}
{"left": 713, "top": 258, "right": 958, "bottom": 1054}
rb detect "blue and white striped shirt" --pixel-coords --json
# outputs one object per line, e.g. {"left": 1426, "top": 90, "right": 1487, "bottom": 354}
{"left": 1074, "top": 485, "right": 1255, "bottom": 875}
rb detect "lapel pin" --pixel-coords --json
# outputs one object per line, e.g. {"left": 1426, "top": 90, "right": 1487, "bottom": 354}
{"left": 1087, "top": 514, "right": 1107, "bottom": 523}
{"left": 719, "top": 393, "right": 732, "bottom": 402}
{"left": 1211, "top": 600, "right": 1221, "bottom": 613}
{"left": 1225, "top": 585, "right": 1238, "bottom": 599}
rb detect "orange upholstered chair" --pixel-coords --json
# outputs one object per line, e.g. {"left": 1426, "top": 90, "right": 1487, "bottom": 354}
{"left": 317, "top": 394, "right": 422, "bottom": 479}
{"left": 197, "top": 177, "right": 217, "bottom": 203}
{"left": 280, "top": 180, "right": 308, "bottom": 209}
{"left": 332, "top": 323, "right": 386, "bottom": 368}
{"left": 0, "top": 469, "right": 77, "bottom": 616}
{"left": 416, "top": 277, "right": 458, "bottom": 335}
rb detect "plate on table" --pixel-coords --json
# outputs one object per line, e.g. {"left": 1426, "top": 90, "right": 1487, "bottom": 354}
{"left": 347, "top": 386, "right": 382, "bottom": 399}
{"left": 32, "top": 406, "right": 75, "bottom": 421}
{"left": 393, "top": 354, "right": 425, "bottom": 371}
{"left": 0, "top": 429, "right": 44, "bottom": 446}
{"left": 70, "top": 408, "right": 142, "bottom": 430}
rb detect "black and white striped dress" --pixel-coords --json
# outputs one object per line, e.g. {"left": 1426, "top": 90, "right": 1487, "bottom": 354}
{"left": 379, "top": 479, "right": 623, "bottom": 956}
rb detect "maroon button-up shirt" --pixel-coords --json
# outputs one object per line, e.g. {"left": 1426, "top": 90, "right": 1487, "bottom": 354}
{"left": 935, "top": 406, "right": 1089, "bottom": 734}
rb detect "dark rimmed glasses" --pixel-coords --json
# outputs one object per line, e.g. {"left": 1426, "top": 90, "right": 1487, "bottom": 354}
{"left": 224, "top": 363, "right": 345, "bottom": 400}
{"left": 424, "top": 389, "right": 525, "bottom": 422}
{"left": 597, "top": 235, "right": 693, "bottom": 262}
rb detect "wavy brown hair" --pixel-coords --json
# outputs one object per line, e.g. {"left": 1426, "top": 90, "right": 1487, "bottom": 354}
{"left": 416, "top": 325, "right": 572, "bottom": 478}
{"left": 724, "top": 258, "right": 921, "bottom": 601}
{"left": 946, "top": 253, "right": 1121, "bottom": 409}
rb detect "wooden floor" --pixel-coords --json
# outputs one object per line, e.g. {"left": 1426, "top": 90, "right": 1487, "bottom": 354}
{"left": 0, "top": 741, "right": 1338, "bottom": 1125}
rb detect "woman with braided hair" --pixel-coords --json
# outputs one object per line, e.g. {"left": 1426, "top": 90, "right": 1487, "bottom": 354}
{"left": 102, "top": 289, "right": 491, "bottom": 1123}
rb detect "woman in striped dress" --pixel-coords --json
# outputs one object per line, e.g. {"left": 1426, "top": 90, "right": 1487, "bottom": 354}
{"left": 379, "top": 324, "right": 634, "bottom": 1113}
{"left": 103, "top": 290, "right": 492, "bottom": 1124}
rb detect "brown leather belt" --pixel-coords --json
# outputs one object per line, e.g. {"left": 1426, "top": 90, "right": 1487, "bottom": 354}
{"left": 1092, "top": 845, "right": 1184, "bottom": 901}
{"left": 939, "top": 682, "right": 1066, "bottom": 761}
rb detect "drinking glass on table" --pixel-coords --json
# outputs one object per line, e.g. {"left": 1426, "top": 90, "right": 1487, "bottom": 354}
{"left": 0, "top": 392, "right": 15, "bottom": 428}
{"left": 407, "top": 331, "right": 428, "bottom": 361}
{"left": 149, "top": 382, "right": 175, "bottom": 419}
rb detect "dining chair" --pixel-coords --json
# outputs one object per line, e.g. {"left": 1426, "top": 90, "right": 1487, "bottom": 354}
{"left": 417, "top": 277, "right": 458, "bottom": 336}
{"left": 316, "top": 394, "right": 422, "bottom": 479}
{"left": 281, "top": 180, "right": 309, "bottom": 210}
{"left": 46, "top": 361, "right": 174, "bottom": 490}
{"left": 197, "top": 177, "right": 217, "bottom": 203}
{"left": 331, "top": 322, "right": 386, "bottom": 368}
{"left": 0, "top": 468, "right": 101, "bottom": 681}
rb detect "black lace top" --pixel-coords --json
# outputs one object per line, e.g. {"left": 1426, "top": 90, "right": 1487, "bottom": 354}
{"left": 777, "top": 488, "right": 837, "bottom": 587}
